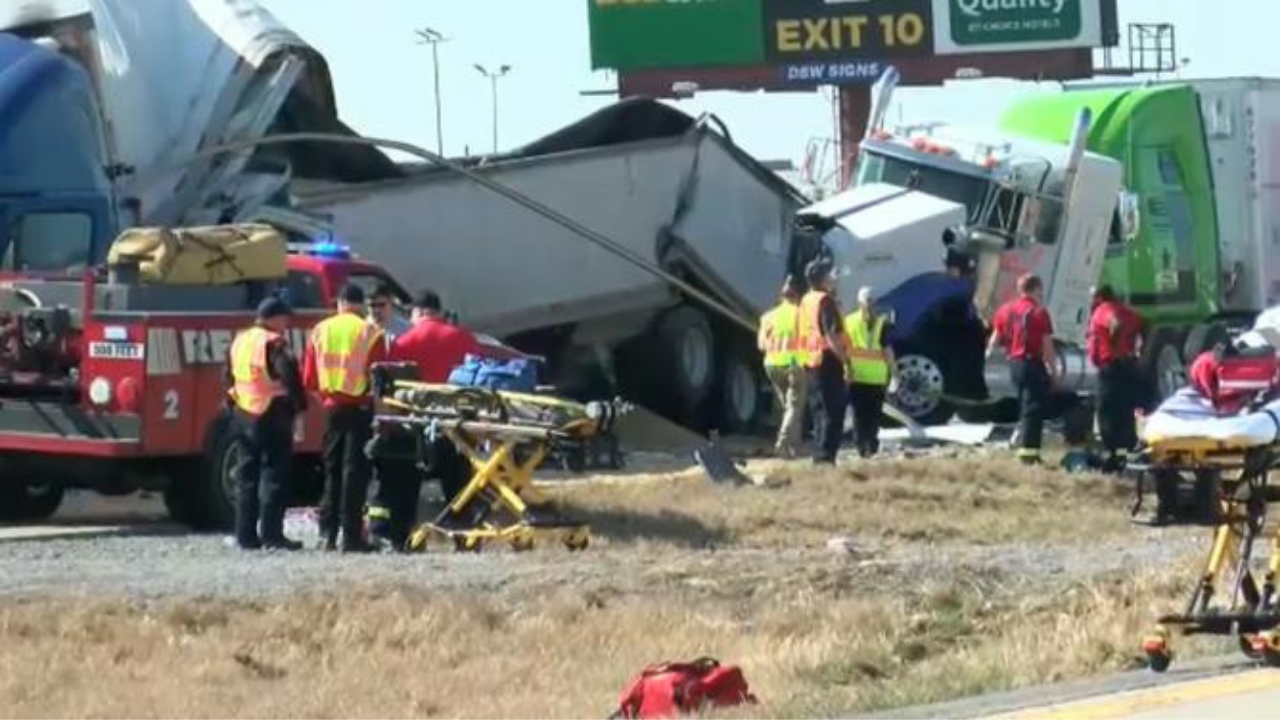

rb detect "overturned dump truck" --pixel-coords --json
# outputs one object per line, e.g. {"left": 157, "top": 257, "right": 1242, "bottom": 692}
{"left": 8, "top": 1, "right": 817, "bottom": 431}
{"left": 294, "top": 100, "right": 813, "bottom": 431}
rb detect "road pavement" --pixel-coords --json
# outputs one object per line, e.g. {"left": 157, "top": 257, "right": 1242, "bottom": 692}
{"left": 992, "top": 669, "right": 1280, "bottom": 719}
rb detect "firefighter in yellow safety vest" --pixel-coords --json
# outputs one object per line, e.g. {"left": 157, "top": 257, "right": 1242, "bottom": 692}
{"left": 798, "top": 259, "right": 852, "bottom": 465}
{"left": 758, "top": 275, "right": 808, "bottom": 458}
{"left": 844, "top": 286, "right": 895, "bottom": 458}
{"left": 224, "top": 297, "right": 307, "bottom": 551}
{"left": 303, "top": 284, "right": 387, "bottom": 553}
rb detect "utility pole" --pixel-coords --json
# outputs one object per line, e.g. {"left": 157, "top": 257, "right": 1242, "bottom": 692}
{"left": 415, "top": 27, "right": 448, "bottom": 155}
{"left": 474, "top": 63, "right": 512, "bottom": 153}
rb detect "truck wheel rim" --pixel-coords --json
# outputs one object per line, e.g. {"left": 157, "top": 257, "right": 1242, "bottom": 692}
{"left": 727, "top": 361, "right": 756, "bottom": 424}
{"left": 1157, "top": 345, "right": 1186, "bottom": 400}
{"left": 221, "top": 443, "right": 242, "bottom": 508}
{"left": 680, "top": 330, "right": 711, "bottom": 394}
{"left": 894, "top": 355, "right": 943, "bottom": 417}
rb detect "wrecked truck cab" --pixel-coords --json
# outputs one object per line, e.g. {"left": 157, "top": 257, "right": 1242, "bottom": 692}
{"left": 0, "top": 32, "right": 116, "bottom": 270}
{"left": 836, "top": 118, "right": 1123, "bottom": 421}
{"left": 800, "top": 183, "right": 986, "bottom": 425}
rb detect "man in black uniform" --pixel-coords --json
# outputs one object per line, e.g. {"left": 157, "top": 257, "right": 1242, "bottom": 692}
{"left": 800, "top": 259, "right": 851, "bottom": 464}
{"left": 224, "top": 297, "right": 308, "bottom": 551}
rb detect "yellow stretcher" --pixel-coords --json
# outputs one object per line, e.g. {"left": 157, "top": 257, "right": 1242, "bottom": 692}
{"left": 1131, "top": 438, "right": 1280, "bottom": 672}
{"left": 368, "top": 367, "right": 621, "bottom": 553}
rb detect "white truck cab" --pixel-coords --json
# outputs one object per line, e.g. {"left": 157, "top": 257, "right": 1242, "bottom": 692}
{"left": 801, "top": 95, "right": 1127, "bottom": 421}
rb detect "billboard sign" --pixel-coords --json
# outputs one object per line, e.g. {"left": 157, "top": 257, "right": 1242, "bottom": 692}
{"left": 779, "top": 59, "right": 888, "bottom": 87}
{"left": 934, "top": 0, "right": 1101, "bottom": 54}
{"left": 588, "top": 0, "right": 765, "bottom": 70}
{"left": 587, "top": 0, "right": 1109, "bottom": 76}
{"left": 764, "top": 0, "right": 933, "bottom": 63}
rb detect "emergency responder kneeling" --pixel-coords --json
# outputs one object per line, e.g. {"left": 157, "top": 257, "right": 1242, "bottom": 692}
{"left": 1088, "top": 285, "right": 1144, "bottom": 473}
{"left": 304, "top": 284, "right": 387, "bottom": 553}
{"left": 988, "top": 274, "right": 1062, "bottom": 465}
{"left": 225, "top": 297, "right": 308, "bottom": 552}
{"left": 799, "top": 259, "right": 851, "bottom": 465}
{"left": 758, "top": 275, "right": 807, "bottom": 459}
{"left": 845, "top": 286, "right": 895, "bottom": 459}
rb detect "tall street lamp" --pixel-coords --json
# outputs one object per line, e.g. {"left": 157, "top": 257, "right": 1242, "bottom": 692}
{"left": 415, "top": 27, "right": 448, "bottom": 156}
{"left": 474, "top": 63, "right": 512, "bottom": 153}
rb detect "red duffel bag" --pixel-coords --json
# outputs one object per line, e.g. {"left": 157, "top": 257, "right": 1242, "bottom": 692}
{"left": 613, "top": 657, "right": 757, "bottom": 719}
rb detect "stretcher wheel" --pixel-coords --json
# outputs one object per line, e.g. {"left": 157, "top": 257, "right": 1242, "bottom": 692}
{"left": 1241, "top": 634, "right": 1264, "bottom": 660}
{"left": 1142, "top": 629, "right": 1172, "bottom": 673}
{"left": 454, "top": 535, "right": 483, "bottom": 553}
{"left": 1145, "top": 649, "right": 1172, "bottom": 673}
{"left": 563, "top": 529, "right": 589, "bottom": 552}
{"left": 510, "top": 528, "right": 536, "bottom": 553}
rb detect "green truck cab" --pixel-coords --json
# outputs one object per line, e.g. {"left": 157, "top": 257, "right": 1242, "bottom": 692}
{"left": 1002, "top": 80, "right": 1279, "bottom": 396}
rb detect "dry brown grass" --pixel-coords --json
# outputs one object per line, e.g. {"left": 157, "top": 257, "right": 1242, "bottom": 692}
{"left": 0, "top": 454, "right": 1212, "bottom": 718}
{"left": 0, "top": 562, "right": 1210, "bottom": 719}
{"left": 551, "top": 455, "right": 1135, "bottom": 550}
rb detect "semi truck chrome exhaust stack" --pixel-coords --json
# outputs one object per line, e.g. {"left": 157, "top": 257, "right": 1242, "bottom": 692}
{"left": 1056, "top": 108, "right": 1092, "bottom": 247}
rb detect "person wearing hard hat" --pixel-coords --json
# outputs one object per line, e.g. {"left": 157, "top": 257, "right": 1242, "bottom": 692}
{"left": 845, "top": 286, "right": 895, "bottom": 458}
{"left": 224, "top": 297, "right": 308, "bottom": 551}
{"left": 798, "top": 259, "right": 851, "bottom": 465}
{"left": 758, "top": 275, "right": 808, "bottom": 459}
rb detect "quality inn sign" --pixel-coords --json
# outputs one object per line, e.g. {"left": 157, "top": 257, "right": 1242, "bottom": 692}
{"left": 949, "top": 0, "right": 1082, "bottom": 45}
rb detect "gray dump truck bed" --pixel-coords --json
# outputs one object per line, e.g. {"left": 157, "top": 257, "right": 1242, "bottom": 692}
{"left": 293, "top": 102, "right": 803, "bottom": 343}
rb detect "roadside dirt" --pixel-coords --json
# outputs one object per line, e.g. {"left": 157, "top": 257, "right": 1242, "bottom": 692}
{"left": 0, "top": 453, "right": 1215, "bottom": 718}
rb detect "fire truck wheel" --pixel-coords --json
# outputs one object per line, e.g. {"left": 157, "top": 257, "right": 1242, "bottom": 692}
{"left": 0, "top": 482, "right": 64, "bottom": 521}
{"left": 164, "top": 420, "right": 237, "bottom": 531}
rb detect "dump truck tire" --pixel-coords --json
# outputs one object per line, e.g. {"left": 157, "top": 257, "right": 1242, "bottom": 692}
{"left": 716, "top": 339, "right": 764, "bottom": 433}
{"left": 655, "top": 305, "right": 715, "bottom": 416}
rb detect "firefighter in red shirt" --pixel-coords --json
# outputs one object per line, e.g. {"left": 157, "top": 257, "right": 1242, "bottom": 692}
{"left": 987, "top": 274, "right": 1061, "bottom": 464}
{"left": 366, "top": 289, "right": 487, "bottom": 542}
{"left": 303, "top": 284, "right": 387, "bottom": 552}
{"left": 1087, "top": 285, "right": 1144, "bottom": 471}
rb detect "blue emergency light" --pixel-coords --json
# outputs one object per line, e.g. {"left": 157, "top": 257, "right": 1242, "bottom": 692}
{"left": 286, "top": 239, "right": 353, "bottom": 259}
{"left": 308, "top": 241, "right": 351, "bottom": 259}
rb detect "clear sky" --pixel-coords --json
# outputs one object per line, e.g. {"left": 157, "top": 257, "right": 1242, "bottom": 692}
{"left": 257, "top": 1, "right": 1253, "bottom": 165}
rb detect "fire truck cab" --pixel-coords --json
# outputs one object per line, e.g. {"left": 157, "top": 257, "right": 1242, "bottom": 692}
{"left": 0, "top": 241, "right": 410, "bottom": 529}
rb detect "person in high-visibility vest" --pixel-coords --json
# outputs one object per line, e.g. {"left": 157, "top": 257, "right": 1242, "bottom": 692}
{"left": 303, "top": 284, "right": 387, "bottom": 552}
{"left": 223, "top": 297, "right": 307, "bottom": 551}
{"left": 758, "top": 275, "right": 808, "bottom": 459}
{"left": 844, "top": 286, "right": 896, "bottom": 458}
{"left": 798, "top": 259, "right": 851, "bottom": 465}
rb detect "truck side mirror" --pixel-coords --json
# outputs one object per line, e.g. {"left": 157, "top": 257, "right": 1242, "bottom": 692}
{"left": 1117, "top": 191, "right": 1141, "bottom": 242}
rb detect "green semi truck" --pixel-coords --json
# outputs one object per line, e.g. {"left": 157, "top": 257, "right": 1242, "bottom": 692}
{"left": 1002, "top": 79, "right": 1280, "bottom": 397}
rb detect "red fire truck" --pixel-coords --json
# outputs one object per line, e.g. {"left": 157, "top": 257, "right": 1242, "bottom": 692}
{"left": 0, "top": 242, "right": 413, "bottom": 529}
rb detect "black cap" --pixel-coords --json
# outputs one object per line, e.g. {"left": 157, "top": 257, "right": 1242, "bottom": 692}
{"left": 805, "top": 258, "right": 833, "bottom": 285}
{"left": 256, "top": 296, "right": 292, "bottom": 321}
{"left": 783, "top": 274, "right": 804, "bottom": 297}
{"left": 339, "top": 283, "right": 365, "bottom": 305}
{"left": 413, "top": 288, "right": 442, "bottom": 312}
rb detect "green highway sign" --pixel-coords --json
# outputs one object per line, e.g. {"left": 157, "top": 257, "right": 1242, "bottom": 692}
{"left": 947, "top": 0, "right": 1085, "bottom": 47}
{"left": 588, "top": 0, "right": 765, "bottom": 70}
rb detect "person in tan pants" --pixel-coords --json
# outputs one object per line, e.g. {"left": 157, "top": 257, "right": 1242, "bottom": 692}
{"left": 758, "top": 276, "right": 809, "bottom": 458}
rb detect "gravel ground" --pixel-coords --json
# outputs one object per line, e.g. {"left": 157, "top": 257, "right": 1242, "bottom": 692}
{"left": 0, "top": 523, "right": 1201, "bottom": 602}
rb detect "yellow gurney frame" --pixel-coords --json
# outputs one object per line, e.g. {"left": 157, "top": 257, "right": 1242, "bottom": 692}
{"left": 368, "top": 374, "right": 619, "bottom": 554}
{"left": 1130, "top": 439, "right": 1280, "bottom": 672}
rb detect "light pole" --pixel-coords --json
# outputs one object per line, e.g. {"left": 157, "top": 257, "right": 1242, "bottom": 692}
{"left": 474, "top": 63, "right": 512, "bottom": 153}
{"left": 415, "top": 27, "right": 448, "bottom": 156}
